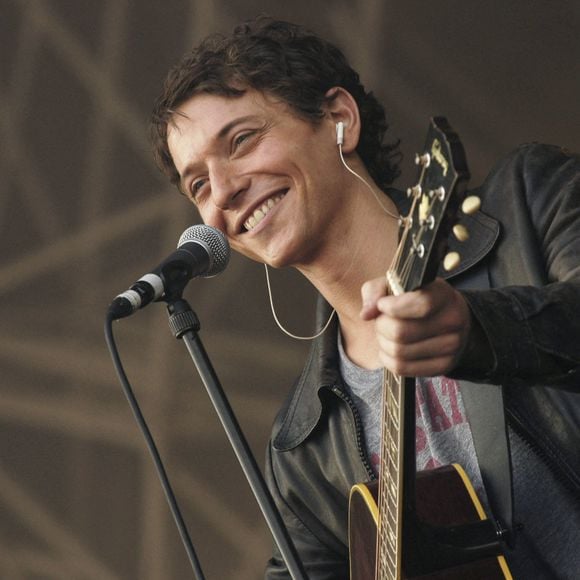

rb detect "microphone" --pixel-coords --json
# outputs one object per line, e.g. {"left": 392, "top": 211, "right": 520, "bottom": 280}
{"left": 108, "top": 224, "right": 230, "bottom": 320}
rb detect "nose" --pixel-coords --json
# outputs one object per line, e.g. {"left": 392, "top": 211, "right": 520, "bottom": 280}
{"left": 209, "top": 161, "right": 249, "bottom": 210}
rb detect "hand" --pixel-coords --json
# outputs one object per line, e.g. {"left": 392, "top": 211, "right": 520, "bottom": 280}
{"left": 360, "top": 277, "right": 472, "bottom": 377}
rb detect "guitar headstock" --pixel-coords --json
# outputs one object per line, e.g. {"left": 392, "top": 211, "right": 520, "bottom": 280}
{"left": 388, "top": 117, "right": 474, "bottom": 295}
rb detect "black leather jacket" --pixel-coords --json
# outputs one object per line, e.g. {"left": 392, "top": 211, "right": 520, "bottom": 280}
{"left": 264, "top": 144, "right": 580, "bottom": 579}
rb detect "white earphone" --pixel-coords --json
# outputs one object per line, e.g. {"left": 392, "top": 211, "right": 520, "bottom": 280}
{"left": 336, "top": 121, "right": 345, "bottom": 146}
{"left": 335, "top": 120, "right": 399, "bottom": 220}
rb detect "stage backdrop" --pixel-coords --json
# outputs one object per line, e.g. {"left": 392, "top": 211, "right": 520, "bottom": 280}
{"left": 1, "top": 1, "right": 578, "bottom": 579}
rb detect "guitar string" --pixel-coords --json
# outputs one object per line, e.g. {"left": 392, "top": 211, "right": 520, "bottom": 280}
{"left": 380, "top": 208, "right": 412, "bottom": 570}
{"left": 378, "top": 231, "right": 403, "bottom": 579}
{"left": 379, "top": 244, "right": 403, "bottom": 579}
{"left": 379, "top": 253, "right": 406, "bottom": 580}
{"left": 378, "top": 168, "right": 436, "bottom": 580}
{"left": 377, "top": 151, "right": 457, "bottom": 579}
{"left": 379, "top": 155, "right": 434, "bottom": 578}
{"left": 379, "top": 369, "right": 403, "bottom": 579}
{"left": 380, "top": 229, "right": 441, "bottom": 579}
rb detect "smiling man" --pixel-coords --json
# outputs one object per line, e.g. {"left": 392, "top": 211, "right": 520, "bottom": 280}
{"left": 151, "top": 17, "right": 580, "bottom": 580}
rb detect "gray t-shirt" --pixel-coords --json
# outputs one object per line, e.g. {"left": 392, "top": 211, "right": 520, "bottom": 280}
{"left": 337, "top": 335, "right": 486, "bottom": 505}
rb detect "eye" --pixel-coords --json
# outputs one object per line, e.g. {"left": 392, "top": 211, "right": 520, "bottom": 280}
{"left": 188, "top": 178, "right": 208, "bottom": 203}
{"left": 233, "top": 130, "right": 255, "bottom": 150}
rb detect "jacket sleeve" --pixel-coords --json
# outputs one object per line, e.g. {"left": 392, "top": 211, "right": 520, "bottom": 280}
{"left": 453, "top": 143, "right": 580, "bottom": 389}
{"left": 264, "top": 440, "right": 349, "bottom": 580}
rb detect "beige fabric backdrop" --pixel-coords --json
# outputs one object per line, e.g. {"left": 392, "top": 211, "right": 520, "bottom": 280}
{"left": 1, "top": 1, "right": 579, "bottom": 578}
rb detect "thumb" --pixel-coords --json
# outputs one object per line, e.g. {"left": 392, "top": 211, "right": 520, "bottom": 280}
{"left": 360, "top": 277, "right": 387, "bottom": 320}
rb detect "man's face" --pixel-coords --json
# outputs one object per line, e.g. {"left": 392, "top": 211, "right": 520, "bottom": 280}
{"left": 167, "top": 90, "right": 346, "bottom": 268}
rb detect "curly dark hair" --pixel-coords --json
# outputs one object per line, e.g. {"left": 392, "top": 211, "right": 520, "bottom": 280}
{"left": 150, "top": 17, "right": 401, "bottom": 192}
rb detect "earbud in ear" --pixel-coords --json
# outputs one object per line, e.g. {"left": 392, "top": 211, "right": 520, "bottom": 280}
{"left": 336, "top": 122, "right": 345, "bottom": 146}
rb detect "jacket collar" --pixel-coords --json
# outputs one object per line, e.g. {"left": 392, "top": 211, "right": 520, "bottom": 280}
{"left": 273, "top": 296, "right": 341, "bottom": 451}
{"left": 272, "top": 188, "right": 500, "bottom": 451}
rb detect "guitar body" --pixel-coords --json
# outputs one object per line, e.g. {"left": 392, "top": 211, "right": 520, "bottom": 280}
{"left": 349, "top": 465, "right": 512, "bottom": 579}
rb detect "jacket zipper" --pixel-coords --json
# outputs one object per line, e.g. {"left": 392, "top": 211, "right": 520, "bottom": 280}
{"left": 329, "top": 384, "right": 377, "bottom": 482}
{"left": 506, "top": 408, "right": 580, "bottom": 499}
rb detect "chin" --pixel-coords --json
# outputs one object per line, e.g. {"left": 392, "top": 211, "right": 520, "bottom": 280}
{"left": 256, "top": 242, "right": 296, "bottom": 269}
{"left": 264, "top": 255, "right": 292, "bottom": 270}
{"left": 236, "top": 235, "right": 302, "bottom": 269}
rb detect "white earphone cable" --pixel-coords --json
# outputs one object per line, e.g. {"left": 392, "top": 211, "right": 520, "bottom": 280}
{"left": 264, "top": 263, "right": 336, "bottom": 340}
{"left": 264, "top": 122, "right": 398, "bottom": 341}
{"left": 338, "top": 143, "right": 399, "bottom": 220}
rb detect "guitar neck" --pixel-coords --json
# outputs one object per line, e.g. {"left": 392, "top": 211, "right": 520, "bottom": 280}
{"left": 375, "top": 117, "right": 470, "bottom": 580}
{"left": 377, "top": 371, "right": 416, "bottom": 580}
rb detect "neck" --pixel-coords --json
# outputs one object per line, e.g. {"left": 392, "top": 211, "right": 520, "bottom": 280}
{"left": 295, "top": 178, "right": 400, "bottom": 369}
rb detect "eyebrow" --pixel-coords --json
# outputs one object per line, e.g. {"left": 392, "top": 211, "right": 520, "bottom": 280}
{"left": 179, "top": 114, "right": 261, "bottom": 191}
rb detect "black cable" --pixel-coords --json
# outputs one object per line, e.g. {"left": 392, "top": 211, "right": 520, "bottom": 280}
{"left": 104, "top": 312, "right": 206, "bottom": 580}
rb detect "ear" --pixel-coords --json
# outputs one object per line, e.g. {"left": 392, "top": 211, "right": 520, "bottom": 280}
{"left": 324, "top": 87, "right": 361, "bottom": 154}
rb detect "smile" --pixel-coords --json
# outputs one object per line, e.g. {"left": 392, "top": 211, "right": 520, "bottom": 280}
{"left": 243, "top": 192, "right": 286, "bottom": 231}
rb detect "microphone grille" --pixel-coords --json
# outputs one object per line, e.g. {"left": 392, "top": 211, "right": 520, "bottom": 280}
{"left": 177, "top": 225, "right": 231, "bottom": 277}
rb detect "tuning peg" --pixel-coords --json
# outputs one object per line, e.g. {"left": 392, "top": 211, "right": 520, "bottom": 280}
{"left": 406, "top": 184, "right": 422, "bottom": 198}
{"left": 443, "top": 251, "right": 461, "bottom": 271}
{"left": 452, "top": 224, "right": 470, "bottom": 242}
{"left": 462, "top": 196, "right": 481, "bottom": 215}
{"left": 415, "top": 153, "right": 431, "bottom": 167}
{"left": 428, "top": 186, "right": 446, "bottom": 201}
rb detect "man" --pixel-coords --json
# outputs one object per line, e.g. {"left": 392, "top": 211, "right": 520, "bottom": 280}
{"left": 150, "top": 17, "right": 580, "bottom": 579}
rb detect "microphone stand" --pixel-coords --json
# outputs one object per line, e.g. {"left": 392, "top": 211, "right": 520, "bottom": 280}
{"left": 166, "top": 297, "right": 308, "bottom": 580}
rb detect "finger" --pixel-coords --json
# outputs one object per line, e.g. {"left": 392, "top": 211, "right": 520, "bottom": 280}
{"left": 377, "top": 331, "right": 464, "bottom": 362}
{"left": 375, "top": 310, "right": 465, "bottom": 344}
{"left": 378, "top": 344, "right": 460, "bottom": 377}
{"left": 360, "top": 277, "right": 388, "bottom": 320}
{"left": 376, "top": 287, "right": 442, "bottom": 320}
{"left": 375, "top": 314, "right": 470, "bottom": 378}
{"left": 377, "top": 277, "right": 458, "bottom": 320}
{"left": 378, "top": 290, "right": 471, "bottom": 345}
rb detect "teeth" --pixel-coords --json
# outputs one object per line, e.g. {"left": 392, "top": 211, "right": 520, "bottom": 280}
{"left": 244, "top": 193, "right": 285, "bottom": 231}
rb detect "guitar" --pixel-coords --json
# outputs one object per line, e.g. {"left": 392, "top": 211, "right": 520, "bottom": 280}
{"left": 348, "top": 118, "right": 512, "bottom": 580}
